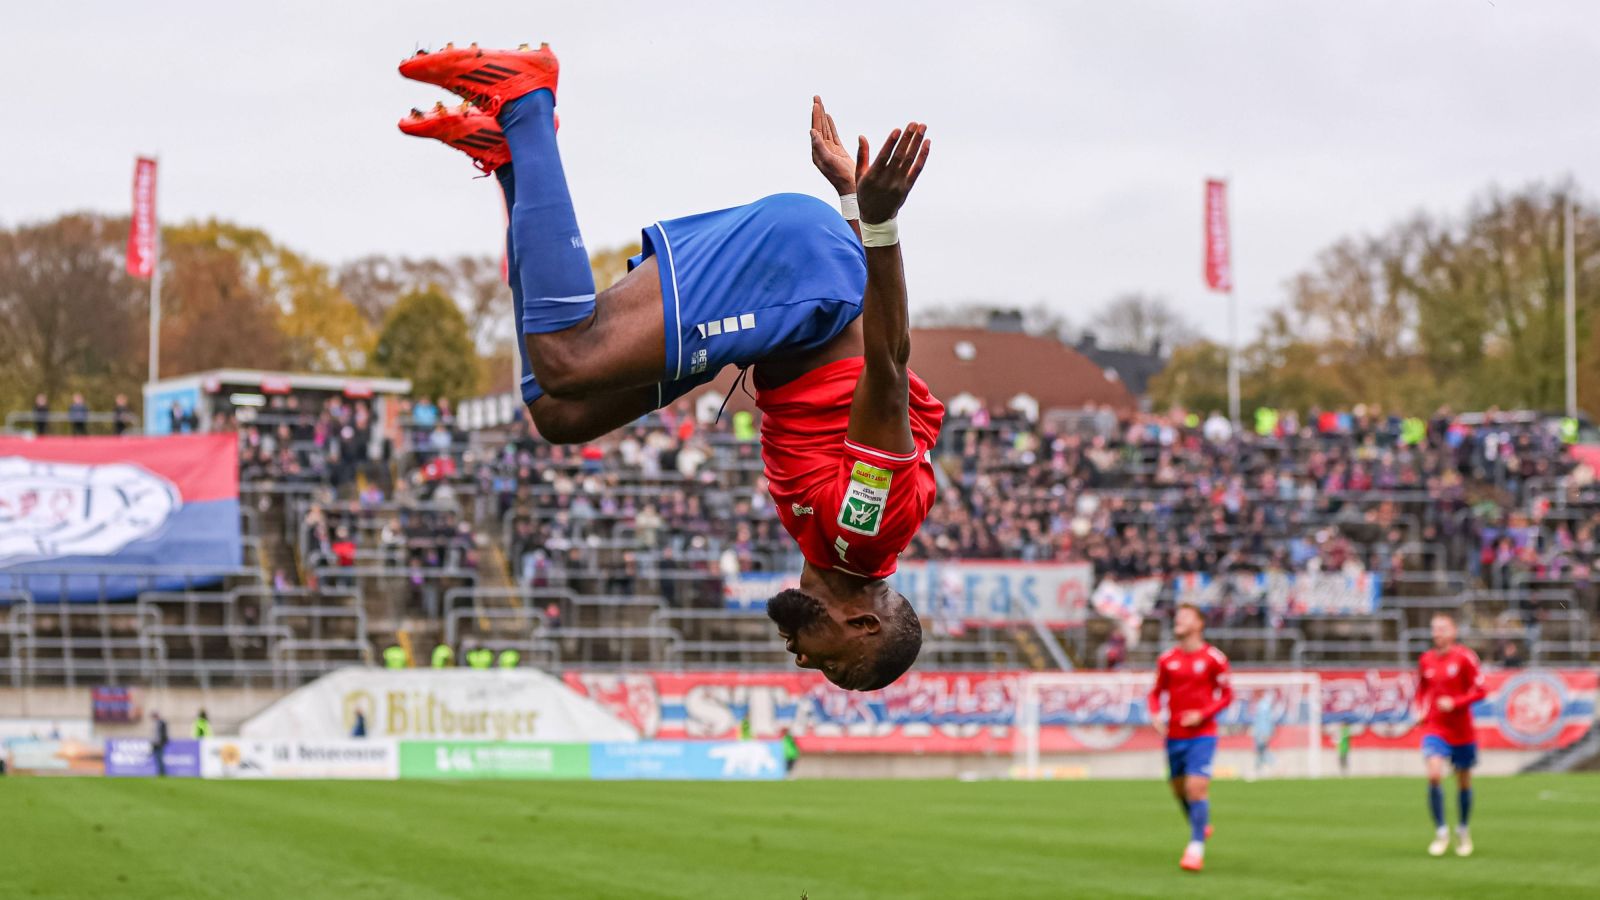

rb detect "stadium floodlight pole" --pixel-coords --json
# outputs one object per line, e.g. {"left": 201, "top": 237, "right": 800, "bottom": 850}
{"left": 1565, "top": 194, "right": 1577, "bottom": 419}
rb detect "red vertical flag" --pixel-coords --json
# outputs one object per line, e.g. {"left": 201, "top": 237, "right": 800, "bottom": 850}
{"left": 1204, "top": 178, "right": 1231, "bottom": 292}
{"left": 127, "top": 157, "right": 158, "bottom": 279}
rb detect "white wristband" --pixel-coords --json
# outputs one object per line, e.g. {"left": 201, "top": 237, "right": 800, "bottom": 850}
{"left": 838, "top": 193, "right": 860, "bottom": 221}
{"left": 860, "top": 217, "right": 899, "bottom": 248}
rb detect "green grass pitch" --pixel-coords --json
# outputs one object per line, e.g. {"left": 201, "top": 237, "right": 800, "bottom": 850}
{"left": 6, "top": 775, "right": 1598, "bottom": 898}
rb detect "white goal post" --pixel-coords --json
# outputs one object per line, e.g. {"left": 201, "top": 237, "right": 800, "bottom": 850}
{"left": 1013, "top": 671, "right": 1323, "bottom": 780}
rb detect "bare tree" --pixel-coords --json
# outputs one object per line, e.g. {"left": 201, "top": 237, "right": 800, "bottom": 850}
{"left": 1089, "top": 293, "right": 1197, "bottom": 354}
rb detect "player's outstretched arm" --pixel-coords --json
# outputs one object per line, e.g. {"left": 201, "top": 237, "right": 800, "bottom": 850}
{"left": 810, "top": 96, "right": 863, "bottom": 239}
{"left": 845, "top": 123, "right": 931, "bottom": 455}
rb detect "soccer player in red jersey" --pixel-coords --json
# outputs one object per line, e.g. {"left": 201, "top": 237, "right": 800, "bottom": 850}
{"left": 1417, "top": 612, "right": 1486, "bottom": 857}
{"left": 398, "top": 44, "right": 941, "bottom": 691}
{"left": 1148, "top": 604, "right": 1234, "bottom": 872}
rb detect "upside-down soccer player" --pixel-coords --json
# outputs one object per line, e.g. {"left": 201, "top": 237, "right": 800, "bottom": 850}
{"left": 1417, "top": 612, "right": 1485, "bottom": 858}
{"left": 396, "top": 43, "right": 943, "bottom": 692}
{"left": 1148, "top": 603, "right": 1233, "bottom": 872}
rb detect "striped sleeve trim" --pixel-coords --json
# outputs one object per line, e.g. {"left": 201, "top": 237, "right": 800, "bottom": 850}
{"left": 843, "top": 439, "right": 921, "bottom": 463}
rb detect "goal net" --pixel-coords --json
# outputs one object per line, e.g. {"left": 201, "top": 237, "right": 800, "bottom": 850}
{"left": 1013, "top": 671, "right": 1323, "bottom": 780}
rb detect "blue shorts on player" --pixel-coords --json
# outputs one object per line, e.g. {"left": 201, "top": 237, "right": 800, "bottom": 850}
{"left": 630, "top": 193, "right": 866, "bottom": 405}
{"left": 1421, "top": 734, "right": 1477, "bottom": 770}
{"left": 1166, "top": 736, "right": 1217, "bottom": 779}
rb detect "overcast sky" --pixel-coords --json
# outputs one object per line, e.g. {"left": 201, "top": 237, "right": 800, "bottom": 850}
{"left": 5, "top": 1, "right": 1599, "bottom": 340}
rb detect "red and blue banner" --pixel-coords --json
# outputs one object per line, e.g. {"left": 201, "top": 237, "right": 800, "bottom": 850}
{"left": 0, "top": 434, "right": 240, "bottom": 600}
{"left": 563, "top": 668, "right": 1596, "bottom": 755}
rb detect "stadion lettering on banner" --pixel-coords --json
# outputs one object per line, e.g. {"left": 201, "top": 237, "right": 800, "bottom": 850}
{"left": 564, "top": 668, "right": 1596, "bottom": 755}
{"left": 105, "top": 739, "right": 201, "bottom": 777}
{"left": 891, "top": 561, "right": 1093, "bottom": 627}
{"left": 398, "top": 741, "right": 590, "bottom": 779}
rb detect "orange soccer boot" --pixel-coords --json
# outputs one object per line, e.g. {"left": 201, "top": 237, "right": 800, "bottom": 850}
{"left": 399, "top": 42, "right": 559, "bottom": 116}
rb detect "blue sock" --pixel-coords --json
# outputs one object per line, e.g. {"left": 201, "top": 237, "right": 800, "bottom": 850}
{"left": 499, "top": 89, "right": 595, "bottom": 335}
{"left": 1428, "top": 783, "right": 1445, "bottom": 829}
{"left": 1188, "top": 799, "right": 1209, "bottom": 843}
{"left": 494, "top": 167, "right": 544, "bottom": 405}
{"left": 1458, "top": 788, "right": 1472, "bottom": 827}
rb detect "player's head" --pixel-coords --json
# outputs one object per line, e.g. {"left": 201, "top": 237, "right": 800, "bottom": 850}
{"left": 1173, "top": 602, "right": 1204, "bottom": 639}
{"left": 1430, "top": 612, "right": 1458, "bottom": 649}
{"left": 767, "top": 586, "right": 921, "bottom": 691}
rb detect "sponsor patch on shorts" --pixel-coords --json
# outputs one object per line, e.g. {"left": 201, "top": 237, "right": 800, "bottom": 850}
{"left": 838, "top": 461, "right": 891, "bottom": 536}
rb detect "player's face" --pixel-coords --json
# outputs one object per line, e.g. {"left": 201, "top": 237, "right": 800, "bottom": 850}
{"left": 768, "top": 590, "right": 873, "bottom": 690}
{"left": 1431, "top": 616, "right": 1456, "bottom": 649}
{"left": 1173, "top": 606, "right": 1201, "bottom": 639}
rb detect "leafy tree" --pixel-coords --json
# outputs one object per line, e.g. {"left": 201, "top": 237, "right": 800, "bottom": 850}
{"left": 161, "top": 223, "right": 287, "bottom": 374}
{"left": 276, "top": 251, "right": 373, "bottom": 373}
{"left": 0, "top": 214, "right": 146, "bottom": 415}
{"left": 373, "top": 288, "right": 480, "bottom": 401}
{"left": 589, "top": 242, "right": 643, "bottom": 292}
{"left": 1147, "top": 340, "right": 1232, "bottom": 414}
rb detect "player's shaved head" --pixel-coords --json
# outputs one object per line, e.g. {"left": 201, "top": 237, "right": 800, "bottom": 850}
{"left": 861, "top": 591, "right": 921, "bottom": 690}
{"left": 769, "top": 585, "right": 922, "bottom": 691}
{"left": 767, "top": 588, "right": 828, "bottom": 636}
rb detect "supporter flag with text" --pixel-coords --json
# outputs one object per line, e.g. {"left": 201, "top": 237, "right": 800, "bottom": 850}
{"left": 1204, "top": 178, "right": 1231, "bottom": 292}
{"left": 127, "top": 157, "right": 158, "bottom": 279}
{"left": 0, "top": 434, "right": 240, "bottom": 600}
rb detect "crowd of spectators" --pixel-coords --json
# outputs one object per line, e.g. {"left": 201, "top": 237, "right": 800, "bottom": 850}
{"left": 909, "top": 406, "right": 1584, "bottom": 588}
{"left": 404, "top": 399, "right": 1598, "bottom": 611}
{"left": 25, "top": 380, "right": 1598, "bottom": 612}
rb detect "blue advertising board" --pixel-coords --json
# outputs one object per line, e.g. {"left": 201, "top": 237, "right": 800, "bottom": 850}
{"left": 589, "top": 741, "right": 785, "bottom": 780}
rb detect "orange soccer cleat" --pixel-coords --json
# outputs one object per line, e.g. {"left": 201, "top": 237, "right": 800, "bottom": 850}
{"left": 1179, "top": 842, "right": 1205, "bottom": 872}
{"left": 399, "top": 42, "right": 560, "bottom": 116}
{"left": 397, "top": 102, "right": 510, "bottom": 174}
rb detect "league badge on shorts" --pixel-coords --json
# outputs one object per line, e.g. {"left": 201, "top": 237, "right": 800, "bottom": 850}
{"left": 838, "top": 461, "right": 891, "bottom": 536}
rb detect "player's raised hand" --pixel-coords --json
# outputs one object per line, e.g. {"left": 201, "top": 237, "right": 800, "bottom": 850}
{"left": 856, "top": 122, "right": 931, "bottom": 225}
{"left": 809, "top": 96, "right": 856, "bottom": 195}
